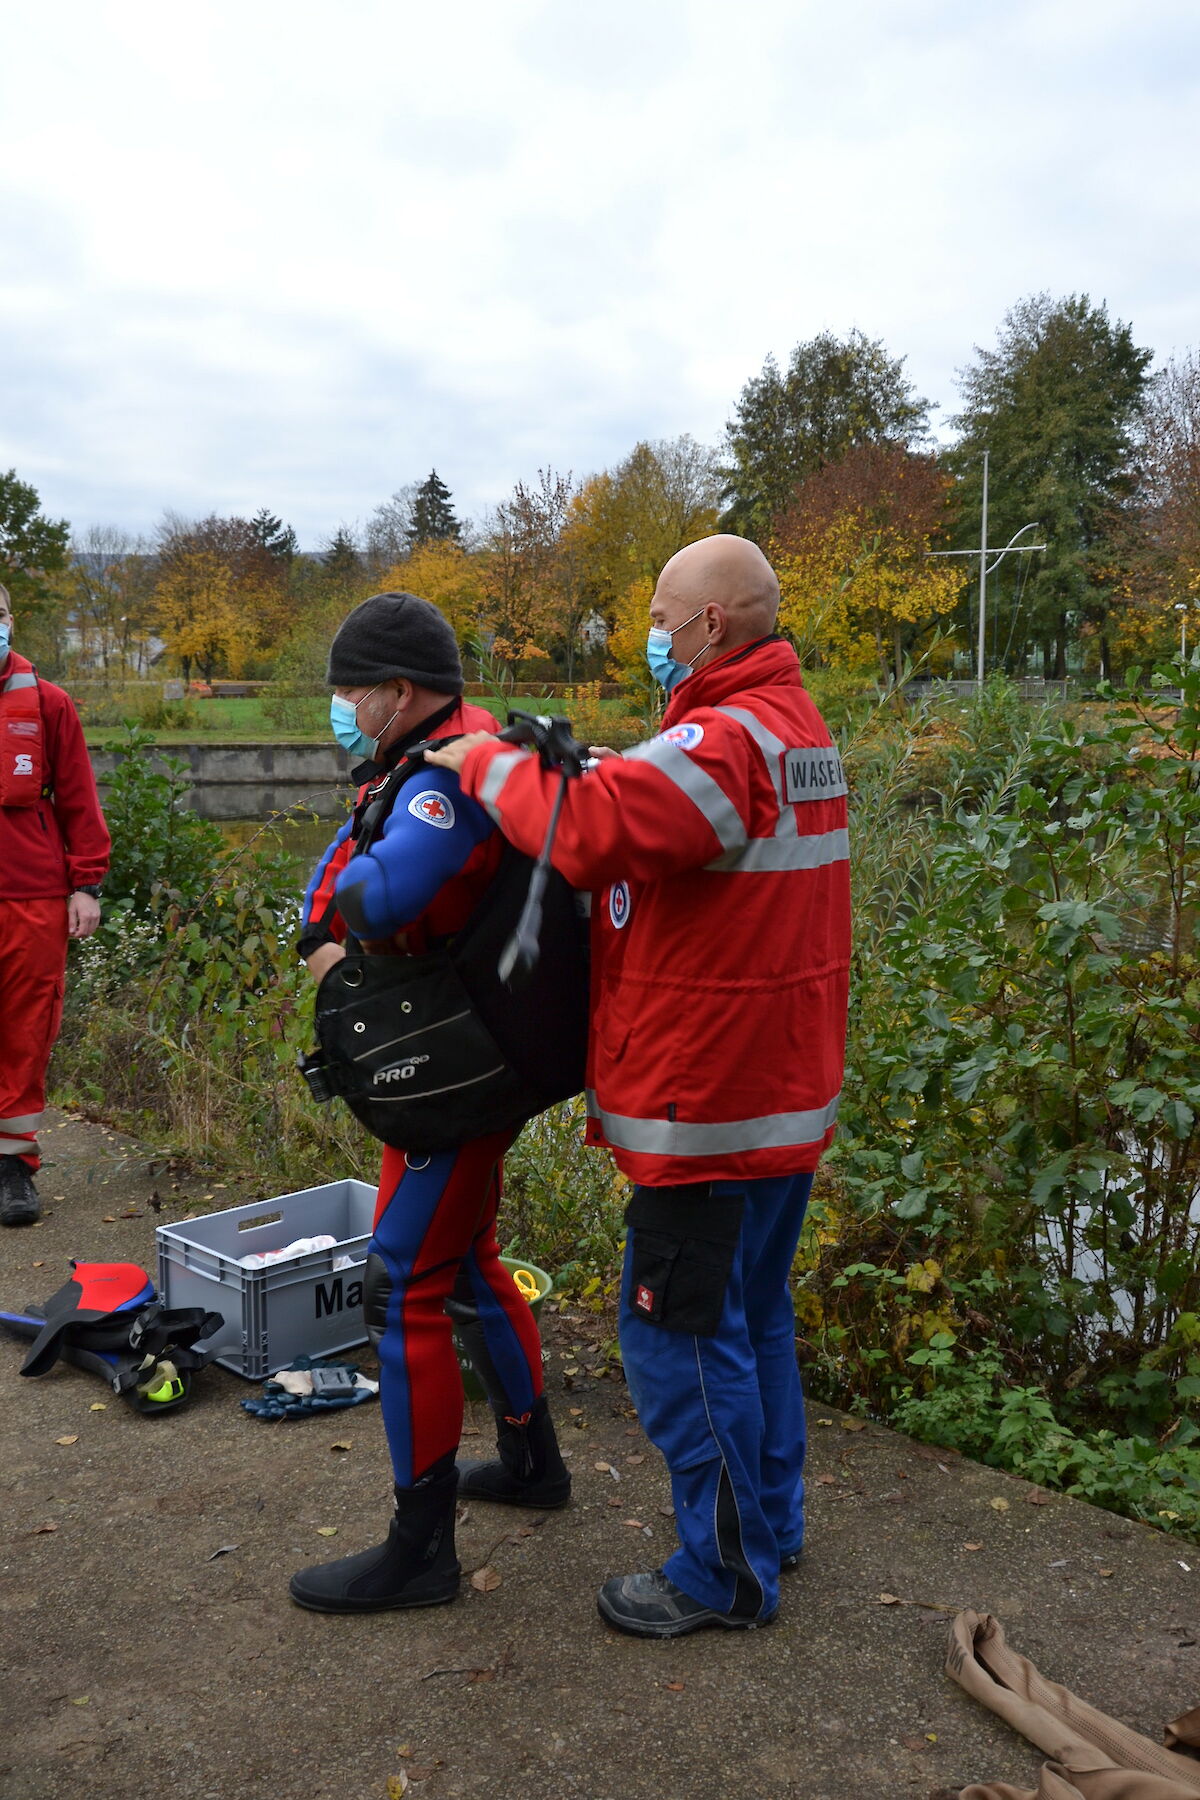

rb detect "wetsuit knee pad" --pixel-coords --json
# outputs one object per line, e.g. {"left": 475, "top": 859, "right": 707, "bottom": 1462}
{"left": 363, "top": 1252, "right": 392, "bottom": 1350}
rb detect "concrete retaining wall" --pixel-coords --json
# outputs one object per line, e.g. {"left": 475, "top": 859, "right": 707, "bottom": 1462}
{"left": 88, "top": 741, "right": 353, "bottom": 786}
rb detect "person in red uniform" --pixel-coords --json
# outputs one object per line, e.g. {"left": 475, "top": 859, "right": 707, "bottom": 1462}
{"left": 289, "top": 591, "right": 570, "bottom": 1616}
{"left": 0, "top": 583, "right": 110, "bottom": 1227}
{"left": 428, "top": 535, "right": 851, "bottom": 1638}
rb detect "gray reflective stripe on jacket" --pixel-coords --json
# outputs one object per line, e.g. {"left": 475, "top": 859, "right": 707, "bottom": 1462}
{"left": 2, "top": 670, "right": 36, "bottom": 693}
{"left": 622, "top": 736, "right": 746, "bottom": 854}
{"left": 477, "top": 748, "right": 525, "bottom": 824}
{"left": 586, "top": 1089, "right": 841, "bottom": 1156}
{"left": 704, "top": 705, "right": 849, "bottom": 875}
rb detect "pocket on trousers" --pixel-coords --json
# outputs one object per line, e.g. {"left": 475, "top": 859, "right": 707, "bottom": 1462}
{"left": 625, "top": 1184, "right": 743, "bottom": 1338}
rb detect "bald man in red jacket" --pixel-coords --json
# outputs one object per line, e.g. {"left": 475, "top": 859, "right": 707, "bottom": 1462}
{"left": 0, "top": 583, "right": 110, "bottom": 1226}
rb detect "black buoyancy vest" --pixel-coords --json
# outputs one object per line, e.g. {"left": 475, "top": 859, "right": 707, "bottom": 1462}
{"left": 301, "top": 747, "right": 589, "bottom": 1152}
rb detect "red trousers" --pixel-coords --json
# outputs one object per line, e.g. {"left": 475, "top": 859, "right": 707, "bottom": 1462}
{"left": 0, "top": 898, "right": 68, "bottom": 1171}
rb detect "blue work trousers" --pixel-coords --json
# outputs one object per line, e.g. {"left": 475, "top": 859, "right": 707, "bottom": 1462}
{"left": 619, "top": 1170, "right": 812, "bottom": 1620}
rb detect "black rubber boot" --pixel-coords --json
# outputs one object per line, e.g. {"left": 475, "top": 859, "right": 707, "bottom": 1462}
{"left": 447, "top": 1275, "right": 571, "bottom": 1508}
{"left": 457, "top": 1393, "right": 572, "bottom": 1508}
{"left": 0, "top": 1160, "right": 40, "bottom": 1227}
{"left": 289, "top": 1453, "right": 460, "bottom": 1613}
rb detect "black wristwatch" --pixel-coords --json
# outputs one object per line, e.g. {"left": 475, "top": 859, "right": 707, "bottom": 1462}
{"left": 74, "top": 885, "right": 103, "bottom": 899}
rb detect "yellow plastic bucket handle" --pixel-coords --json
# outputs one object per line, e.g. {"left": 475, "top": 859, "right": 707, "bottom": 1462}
{"left": 511, "top": 1267, "right": 540, "bottom": 1302}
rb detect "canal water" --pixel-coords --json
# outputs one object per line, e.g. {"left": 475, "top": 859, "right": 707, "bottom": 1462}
{"left": 192, "top": 782, "right": 354, "bottom": 874}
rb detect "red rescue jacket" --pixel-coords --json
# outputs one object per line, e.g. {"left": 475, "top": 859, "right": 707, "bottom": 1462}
{"left": 0, "top": 652, "right": 111, "bottom": 900}
{"left": 460, "top": 636, "right": 851, "bottom": 1185}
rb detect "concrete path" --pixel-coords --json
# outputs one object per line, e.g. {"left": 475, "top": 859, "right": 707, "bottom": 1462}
{"left": 2, "top": 1112, "right": 1199, "bottom": 1800}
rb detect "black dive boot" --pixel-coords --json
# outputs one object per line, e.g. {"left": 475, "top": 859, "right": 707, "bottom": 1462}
{"left": 457, "top": 1393, "right": 572, "bottom": 1508}
{"left": 448, "top": 1276, "right": 571, "bottom": 1508}
{"left": 289, "top": 1453, "right": 460, "bottom": 1614}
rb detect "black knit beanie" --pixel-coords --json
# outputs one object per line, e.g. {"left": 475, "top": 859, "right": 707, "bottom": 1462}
{"left": 326, "top": 591, "right": 464, "bottom": 694}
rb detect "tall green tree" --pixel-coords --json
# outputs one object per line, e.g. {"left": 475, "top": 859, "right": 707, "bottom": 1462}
{"left": 0, "top": 469, "right": 71, "bottom": 669}
{"left": 407, "top": 469, "right": 462, "bottom": 549}
{"left": 250, "top": 507, "right": 298, "bottom": 562}
{"left": 950, "top": 293, "right": 1152, "bottom": 679}
{"left": 322, "top": 526, "right": 362, "bottom": 581}
{"left": 0, "top": 468, "right": 69, "bottom": 603}
{"left": 722, "top": 330, "right": 931, "bottom": 540}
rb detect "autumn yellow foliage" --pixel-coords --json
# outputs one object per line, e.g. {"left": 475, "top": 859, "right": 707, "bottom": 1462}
{"left": 773, "top": 513, "right": 962, "bottom": 679}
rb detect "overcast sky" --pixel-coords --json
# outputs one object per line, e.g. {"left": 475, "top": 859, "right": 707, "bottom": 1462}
{"left": 2, "top": 0, "right": 1197, "bottom": 548}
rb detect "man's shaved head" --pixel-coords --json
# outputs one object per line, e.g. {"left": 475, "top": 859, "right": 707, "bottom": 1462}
{"left": 651, "top": 535, "right": 780, "bottom": 660}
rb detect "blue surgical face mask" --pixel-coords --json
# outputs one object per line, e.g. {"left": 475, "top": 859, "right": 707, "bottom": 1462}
{"left": 330, "top": 692, "right": 379, "bottom": 759}
{"left": 0, "top": 621, "right": 10, "bottom": 656}
{"left": 646, "top": 608, "right": 709, "bottom": 692}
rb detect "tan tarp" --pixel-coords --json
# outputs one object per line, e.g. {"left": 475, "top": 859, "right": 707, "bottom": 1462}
{"left": 945, "top": 1611, "right": 1200, "bottom": 1800}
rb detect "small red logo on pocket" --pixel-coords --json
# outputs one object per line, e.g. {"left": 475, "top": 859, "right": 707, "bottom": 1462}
{"left": 635, "top": 1284, "right": 655, "bottom": 1314}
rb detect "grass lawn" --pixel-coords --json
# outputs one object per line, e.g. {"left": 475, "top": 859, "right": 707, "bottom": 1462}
{"left": 83, "top": 693, "right": 637, "bottom": 747}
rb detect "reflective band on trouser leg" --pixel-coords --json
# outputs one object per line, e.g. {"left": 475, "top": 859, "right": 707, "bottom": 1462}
{"left": 618, "top": 1208, "right": 778, "bottom": 1620}
{"left": 587, "top": 1091, "right": 840, "bottom": 1158}
{"left": 369, "top": 1128, "right": 522, "bottom": 1487}
{"left": 1, "top": 1128, "right": 42, "bottom": 1160}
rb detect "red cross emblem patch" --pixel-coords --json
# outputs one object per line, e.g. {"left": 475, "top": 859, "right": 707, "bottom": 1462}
{"left": 407, "top": 789, "right": 456, "bottom": 829}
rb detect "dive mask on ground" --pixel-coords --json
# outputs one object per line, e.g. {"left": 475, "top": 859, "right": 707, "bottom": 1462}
{"left": 330, "top": 687, "right": 398, "bottom": 760}
{"left": 646, "top": 609, "right": 708, "bottom": 692}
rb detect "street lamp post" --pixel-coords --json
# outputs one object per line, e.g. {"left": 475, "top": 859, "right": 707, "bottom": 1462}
{"left": 928, "top": 452, "right": 1046, "bottom": 684}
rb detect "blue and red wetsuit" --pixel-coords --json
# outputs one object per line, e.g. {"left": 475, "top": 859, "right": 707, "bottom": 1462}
{"left": 299, "top": 703, "right": 544, "bottom": 1488}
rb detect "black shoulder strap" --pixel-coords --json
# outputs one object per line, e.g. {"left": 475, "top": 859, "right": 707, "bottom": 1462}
{"left": 313, "top": 738, "right": 465, "bottom": 938}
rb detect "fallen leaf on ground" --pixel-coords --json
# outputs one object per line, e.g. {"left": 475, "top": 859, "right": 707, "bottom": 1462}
{"left": 316, "top": 1526, "right": 338, "bottom": 1538}
{"left": 841, "top": 1419, "right": 867, "bottom": 1432}
{"left": 900, "top": 1736, "right": 930, "bottom": 1752}
{"left": 1098, "top": 1567, "right": 1115, "bottom": 1578}
{"left": 386, "top": 1775, "right": 410, "bottom": 1798}
{"left": 962, "top": 1542, "right": 984, "bottom": 1552}
{"left": 816, "top": 1418, "right": 834, "bottom": 1426}
{"left": 207, "top": 1544, "right": 238, "bottom": 1560}
{"left": 406, "top": 1766, "right": 440, "bottom": 1781}
{"left": 665, "top": 1681, "right": 685, "bottom": 1692}
{"left": 1026, "top": 1490, "right": 1051, "bottom": 1506}
{"left": 471, "top": 1566, "right": 501, "bottom": 1593}
{"left": 625, "top": 1454, "right": 645, "bottom": 1465}
{"left": 397, "top": 1746, "right": 412, "bottom": 1758}
{"left": 29, "top": 1522, "right": 58, "bottom": 1534}
{"left": 594, "top": 1461, "right": 611, "bottom": 1472}
{"left": 990, "top": 1497, "right": 1010, "bottom": 1512}
{"left": 55, "top": 1435, "right": 78, "bottom": 1446}
{"left": 569, "top": 1407, "right": 583, "bottom": 1416}
{"left": 622, "top": 1519, "right": 645, "bottom": 1528}
{"left": 608, "top": 1497, "right": 622, "bottom": 1508}
{"left": 814, "top": 1474, "right": 836, "bottom": 1487}
{"left": 71, "top": 1697, "right": 90, "bottom": 1706}
{"left": 32, "top": 1259, "right": 44, "bottom": 1267}
{"left": 878, "top": 1592, "right": 902, "bottom": 1605}
{"left": 330, "top": 1441, "right": 351, "bottom": 1453}
{"left": 89, "top": 1403, "right": 106, "bottom": 1412}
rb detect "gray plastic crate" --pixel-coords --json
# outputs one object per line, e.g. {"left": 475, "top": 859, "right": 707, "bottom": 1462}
{"left": 156, "top": 1178, "right": 377, "bottom": 1379}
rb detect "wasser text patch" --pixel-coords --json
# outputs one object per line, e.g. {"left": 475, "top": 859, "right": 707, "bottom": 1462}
{"left": 782, "top": 746, "right": 847, "bottom": 802}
